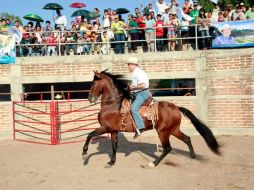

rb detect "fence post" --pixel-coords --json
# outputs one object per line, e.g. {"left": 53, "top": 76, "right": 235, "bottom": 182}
{"left": 50, "top": 101, "right": 58, "bottom": 145}
{"left": 195, "top": 24, "right": 198, "bottom": 50}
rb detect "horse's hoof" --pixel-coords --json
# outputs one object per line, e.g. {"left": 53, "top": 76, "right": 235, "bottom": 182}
{"left": 190, "top": 153, "right": 196, "bottom": 159}
{"left": 105, "top": 161, "right": 115, "bottom": 168}
{"left": 82, "top": 154, "right": 88, "bottom": 161}
{"left": 148, "top": 162, "right": 156, "bottom": 168}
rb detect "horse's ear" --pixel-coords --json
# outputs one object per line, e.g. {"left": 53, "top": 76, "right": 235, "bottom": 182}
{"left": 94, "top": 70, "right": 102, "bottom": 79}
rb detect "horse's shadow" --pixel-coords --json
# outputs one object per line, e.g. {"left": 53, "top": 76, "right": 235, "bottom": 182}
{"left": 83, "top": 133, "right": 208, "bottom": 166}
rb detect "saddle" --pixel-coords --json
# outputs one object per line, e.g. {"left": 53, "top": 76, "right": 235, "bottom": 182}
{"left": 120, "top": 96, "right": 159, "bottom": 131}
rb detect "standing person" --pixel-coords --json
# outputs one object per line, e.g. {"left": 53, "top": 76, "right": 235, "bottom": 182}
{"left": 111, "top": 15, "right": 126, "bottom": 54}
{"left": 128, "top": 14, "right": 139, "bottom": 53}
{"left": 153, "top": 0, "right": 169, "bottom": 15}
{"left": 245, "top": 4, "right": 254, "bottom": 19}
{"left": 145, "top": 13, "right": 156, "bottom": 52}
{"left": 54, "top": 9, "right": 67, "bottom": 31}
{"left": 154, "top": 14, "right": 165, "bottom": 51}
{"left": 126, "top": 57, "right": 150, "bottom": 138}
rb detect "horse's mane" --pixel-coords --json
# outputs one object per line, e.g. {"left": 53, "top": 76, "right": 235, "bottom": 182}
{"left": 100, "top": 71, "right": 132, "bottom": 99}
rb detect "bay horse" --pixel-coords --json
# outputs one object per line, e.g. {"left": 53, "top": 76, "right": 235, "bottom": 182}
{"left": 82, "top": 71, "right": 220, "bottom": 167}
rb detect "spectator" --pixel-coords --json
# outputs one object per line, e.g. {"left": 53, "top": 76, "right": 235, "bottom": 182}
{"left": 226, "top": 4, "right": 234, "bottom": 18}
{"left": 180, "top": 17, "right": 190, "bottom": 51}
{"left": 212, "top": 3, "right": 220, "bottom": 21}
{"left": 13, "top": 20, "right": 23, "bottom": 33}
{"left": 40, "top": 35, "right": 48, "bottom": 56}
{"left": 134, "top": 7, "right": 140, "bottom": 17}
{"left": 47, "top": 32, "right": 57, "bottom": 56}
{"left": 20, "top": 33, "right": 34, "bottom": 56}
{"left": 128, "top": 14, "right": 139, "bottom": 53}
{"left": 27, "top": 21, "right": 34, "bottom": 32}
{"left": 190, "top": 1, "right": 200, "bottom": 24}
{"left": 197, "top": 9, "right": 209, "bottom": 50}
{"left": 32, "top": 37, "right": 41, "bottom": 56}
{"left": 183, "top": 0, "right": 191, "bottom": 12}
{"left": 154, "top": 14, "right": 164, "bottom": 51}
{"left": 77, "top": 33, "right": 85, "bottom": 55}
{"left": 145, "top": 13, "right": 156, "bottom": 52}
{"left": 44, "top": 20, "right": 53, "bottom": 31}
{"left": 78, "top": 15, "right": 87, "bottom": 31}
{"left": 5, "top": 19, "right": 12, "bottom": 27}
{"left": 101, "top": 31, "right": 109, "bottom": 54}
{"left": 223, "top": 10, "right": 232, "bottom": 21}
{"left": 54, "top": 9, "right": 67, "bottom": 31}
{"left": 83, "top": 32, "right": 91, "bottom": 54}
{"left": 232, "top": 6, "right": 246, "bottom": 21}
{"left": 150, "top": 11, "right": 157, "bottom": 21}
{"left": 136, "top": 12, "right": 146, "bottom": 48}
{"left": 103, "top": 9, "right": 111, "bottom": 28}
{"left": 111, "top": 15, "right": 126, "bottom": 54}
{"left": 217, "top": 12, "right": 225, "bottom": 22}
{"left": 207, "top": 11, "right": 216, "bottom": 23}
{"left": 168, "top": 0, "right": 179, "bottom": 15}
{"left": 245, "top": 5, "right": 254, "bottom": 19}
{"left": 65, "top": 31, "right": 77, "bottom": 55}
{"left": 167, "top": 11, "right": 180, "bottom": 51}
{"left": 91, "top": 31, "right": 101, "bottom": 55}
{"left": 153, "top": 0, "right": 169, "bottom": 15}
{"left": 35, "top": 26, "right": 42, "bottom": 44}
{"left": 148, "top": 3, "right": 156, "bottom": 14}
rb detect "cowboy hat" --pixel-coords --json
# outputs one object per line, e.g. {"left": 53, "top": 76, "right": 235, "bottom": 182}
{"left": 124, "top": 57, "right": 139, "bottom": 66}
{"left": 218, "top": 24, "right": 231, "bottom": 32}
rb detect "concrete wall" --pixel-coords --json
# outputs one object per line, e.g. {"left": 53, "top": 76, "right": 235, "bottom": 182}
{"left": 0, "top": 48, "right": 253, "bottom": 140}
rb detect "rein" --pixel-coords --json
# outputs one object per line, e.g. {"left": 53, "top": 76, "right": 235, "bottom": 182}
{"left": 91, "top": 94, "right": 124, "bottom": 106}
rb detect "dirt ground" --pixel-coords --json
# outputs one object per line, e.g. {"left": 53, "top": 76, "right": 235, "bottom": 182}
{"left": 0, "top": 135, "right": 253, "bottom": 190}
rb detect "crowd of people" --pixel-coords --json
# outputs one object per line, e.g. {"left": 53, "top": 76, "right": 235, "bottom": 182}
{"left": 0, "top": 0, "right": 253, "bottom": 56}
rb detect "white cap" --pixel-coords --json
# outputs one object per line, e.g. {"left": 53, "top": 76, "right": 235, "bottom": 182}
{"left": 125, "top": 57, "right": 139, "bottom": 65}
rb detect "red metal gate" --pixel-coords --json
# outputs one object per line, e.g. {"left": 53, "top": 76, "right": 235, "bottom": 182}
{"left": 13, "top": 100, "right": 102, "bottom": 145}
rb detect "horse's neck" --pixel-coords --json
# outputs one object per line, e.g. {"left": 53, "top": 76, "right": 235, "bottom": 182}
{"left": 100, "top": 85, "right": 122, "bottom": 108}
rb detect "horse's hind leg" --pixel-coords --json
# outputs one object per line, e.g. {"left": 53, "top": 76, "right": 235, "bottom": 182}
{"left": 150, "top": 131, "right": 172, "bottom": 167}
{"left": 172, "top": 128, "right": 196, "bottom": 158}
{"left": 107, "top": 132, "right": 118, "bottom": 166}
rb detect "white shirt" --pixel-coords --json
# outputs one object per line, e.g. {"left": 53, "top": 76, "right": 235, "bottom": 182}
{"left": 155, "top": 1, "right": 169, "bottom": 14}
{"left": 55, "top": 15, "right": 67, "bottom": 27}
{"left": 131, "top": 67, "right": 149, "bottom": 91}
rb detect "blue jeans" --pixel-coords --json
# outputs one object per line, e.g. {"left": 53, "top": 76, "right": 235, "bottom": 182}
{"left": 114, "top": 33, "right": 125, "bottom": 54}
{"left": 131, "top": 90, "right": 149, "bottom": 130}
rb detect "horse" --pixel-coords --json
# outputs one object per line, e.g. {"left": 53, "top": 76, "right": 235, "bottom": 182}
{"left": 82, "top": 71, "right": 220, "bottom": 167}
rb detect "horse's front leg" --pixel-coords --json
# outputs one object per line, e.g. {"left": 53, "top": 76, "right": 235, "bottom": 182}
{"left": 107, "top": 131, "right": 118, "bottom": 166}
{"left": 82, "top": 127, "right": 107, "bottom": 160}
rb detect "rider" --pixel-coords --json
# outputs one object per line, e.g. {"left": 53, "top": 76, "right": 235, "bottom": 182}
{"left": 126, "top": 57, "right": 150, "bottom": 138}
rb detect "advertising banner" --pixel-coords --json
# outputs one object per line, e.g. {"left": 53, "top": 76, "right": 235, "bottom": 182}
{"left": 211, "top": 20, "right": 254, "bottom": 48}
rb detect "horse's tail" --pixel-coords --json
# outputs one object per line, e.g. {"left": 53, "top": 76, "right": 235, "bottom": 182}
{"left": 179, "top": 107, "right": 220, "bottom": 155}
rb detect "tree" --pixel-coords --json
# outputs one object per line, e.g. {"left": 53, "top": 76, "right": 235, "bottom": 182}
{"left": 198, "top": 0, "right": 253, "bottom": 12}
{"left": 0, "top": 12, "right": 23, "bottom": 25}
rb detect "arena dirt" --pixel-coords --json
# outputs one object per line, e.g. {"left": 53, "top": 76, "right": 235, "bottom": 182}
{"left": 0, "top": 135, "right": 253, "bottom": 190}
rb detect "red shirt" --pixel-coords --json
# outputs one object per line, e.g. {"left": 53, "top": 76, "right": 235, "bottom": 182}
{"left": 136, "top": 17, "right": 146, "bottom": 30}
{"left": 47, "top": 37, "right": 57, "bottom": 46}
{"left": 155, "top": 20, "right": 164, "bottom": 37}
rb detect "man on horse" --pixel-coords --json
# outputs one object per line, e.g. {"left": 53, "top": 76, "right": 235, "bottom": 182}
{"left": 126, "top": 57, "right": 150, "bottom": 138}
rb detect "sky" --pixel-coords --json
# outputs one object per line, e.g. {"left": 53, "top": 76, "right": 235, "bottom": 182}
{"left": 0, "top": 0, "right": 153, "bottom": 27}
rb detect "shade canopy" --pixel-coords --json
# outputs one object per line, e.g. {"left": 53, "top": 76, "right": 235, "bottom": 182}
{"left": 23, "top": 13, "right": 44, "bottom": 22}
{"left": 71, "top": 9, "right": 90, "bottom": 17}
{"left": 43, "top": 3, "right": 63, "bottom": 10}
{"left": 70, "top": 2, "right": 86, "bottom": 8}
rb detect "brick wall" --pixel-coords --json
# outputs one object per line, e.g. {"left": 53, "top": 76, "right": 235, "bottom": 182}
{"left": 0, "top": 48, "right": 253, "bottom": 140}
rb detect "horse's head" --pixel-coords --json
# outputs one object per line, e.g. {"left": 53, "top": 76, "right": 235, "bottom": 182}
{"left": 88, "top": 70, "right": 104, "bottom": 103}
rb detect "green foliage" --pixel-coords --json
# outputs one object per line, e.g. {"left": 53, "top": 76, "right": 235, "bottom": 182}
{"left": 0, "top": 12, "right": 23, "bottom": 25}
{"left": 198, "top": 0, "right": 253, "bottom": 12}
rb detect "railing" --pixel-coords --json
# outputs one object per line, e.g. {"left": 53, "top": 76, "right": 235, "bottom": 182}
{"left": 15, "top": 24, "right": 212, "bottom": 57}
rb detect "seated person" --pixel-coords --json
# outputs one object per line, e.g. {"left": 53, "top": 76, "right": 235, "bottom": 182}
{"left": 65, "top": 31, "right": 77, "bottom": 55}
